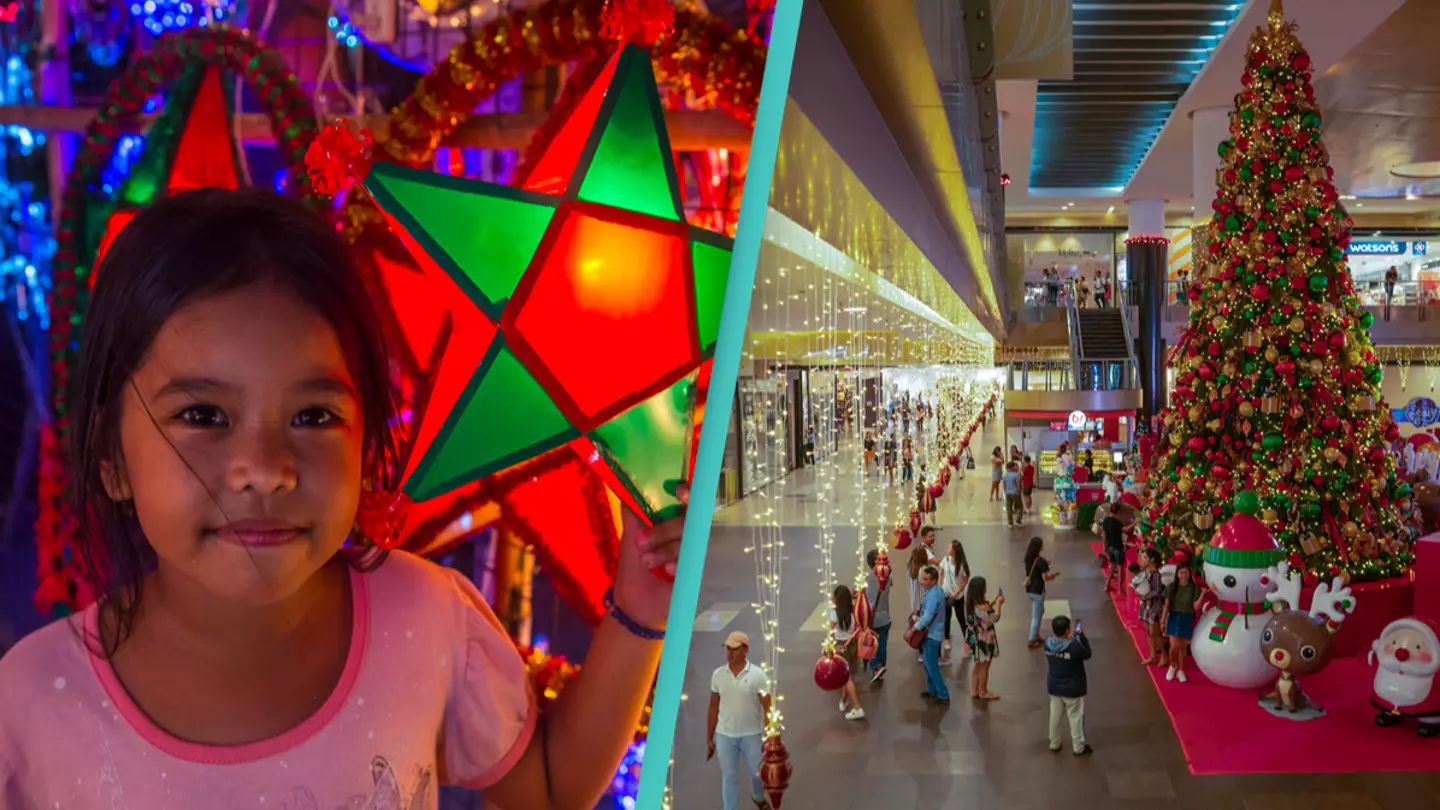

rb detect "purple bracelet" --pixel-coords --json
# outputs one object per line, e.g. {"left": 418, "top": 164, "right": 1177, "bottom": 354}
{"left": 603, "top": 588, "right": 665, "bottom": 641}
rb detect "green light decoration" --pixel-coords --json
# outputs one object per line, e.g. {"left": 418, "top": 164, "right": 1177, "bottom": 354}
{"left": 358, "top": 43, "right": 733, "bottom": 522}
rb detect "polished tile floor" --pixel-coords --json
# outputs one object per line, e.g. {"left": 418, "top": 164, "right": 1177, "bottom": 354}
{"left": 670, "top": 418, "right": 1440, "bottom": 810}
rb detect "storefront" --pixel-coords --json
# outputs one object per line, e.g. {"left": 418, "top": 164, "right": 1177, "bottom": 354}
{"left": 1007, "top": 231, "right": 1120, "bottom": 307}
{"left": 1003, "top": 408, "right": 1135, "bottom": 483}
{"left": 1343, "top": 236, "right": 1440, "bottom": 305}
{"left": 736, "top": 375, "right": 790, "bottom": 496}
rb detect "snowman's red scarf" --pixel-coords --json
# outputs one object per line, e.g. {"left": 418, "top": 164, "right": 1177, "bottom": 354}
{"left": 1208, "top": 598, "right": 1271, "bottom": 642}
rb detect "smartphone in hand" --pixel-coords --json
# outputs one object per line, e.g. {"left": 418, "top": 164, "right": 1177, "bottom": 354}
{"left": 1076, "top": 620, "right": 1084, "bottom": 634}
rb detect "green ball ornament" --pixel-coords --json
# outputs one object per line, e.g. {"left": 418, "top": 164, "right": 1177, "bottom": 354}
{"left": 1396, "top": 482, "right": 1412, "bottom": 499}
{"left": 1234, "top": 490, "right": 1261, "bottom": 515}
{"left": 1329, "top": 247, "right": 1344, "bottom": 262}
{"left": 1245, "top": 361, "right": 1257, "bottom": 374}
{"left": 1367, "top": 366, "right": 1383, "bottom": 385}
{"left": 1240, "top": 168, "right": 1253, "bottom": 182}
{"left": 1359, "top": 311, "right": 1375, "bottom": 329}
{"left": 1262, "top": 434, "right": 1284, "bottom": 451}
{"left": 1219, "top": 140, "right": 1232, "bottom": 157}
{"left": 1259, "top": 65, "right": 1272, "bottom": 77}
{"left": 1305, "top": 206, "right": 1320, "bottom": 220}
{"left": 1242, "top": 108, "right": 1254, "bottom": 123}
{"left": 1309, "top": 274, "right": 1328, "bottom": 292}
{"left": 1303, "top": 111, "right": 1320, "bottom": 129}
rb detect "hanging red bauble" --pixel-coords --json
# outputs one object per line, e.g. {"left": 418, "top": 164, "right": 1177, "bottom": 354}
{"left": 759, "top": 733, "right": 793, "bottom": 808}
{"left": 893, "top": 526, "right": 913, "bottom": 550}
{"left": 874, "top": 547, "right": 892, "bottom": 591}
{"left": 814, "top": 652, "right": 851, "bottom": 691}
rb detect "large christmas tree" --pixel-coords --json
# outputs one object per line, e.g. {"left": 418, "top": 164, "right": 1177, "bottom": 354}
{"left": 1145, "top": 0, "right": 1414, "bottom": 584}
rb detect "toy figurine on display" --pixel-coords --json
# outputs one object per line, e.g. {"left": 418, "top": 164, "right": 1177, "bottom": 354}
{"left": 1256, "top": 562, "right": 1356, "bottom": 720}
{"left": 1369, "top": 617, "right": 1440, "bottom": 738}
{"left": 1191, "top": 498, "right": 1290, "bottom": 690}
{"left": 1052, "top": 444, "right": 1078, "bottom": 528}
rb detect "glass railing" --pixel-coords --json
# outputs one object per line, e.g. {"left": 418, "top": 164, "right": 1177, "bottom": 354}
{"left": 1009, "top": 359, "right": 1138, "bottom": 392}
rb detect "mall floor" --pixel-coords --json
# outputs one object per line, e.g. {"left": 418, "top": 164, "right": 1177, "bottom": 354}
{"left": 669, "top": 415, "right": 1440, "bottom": 810}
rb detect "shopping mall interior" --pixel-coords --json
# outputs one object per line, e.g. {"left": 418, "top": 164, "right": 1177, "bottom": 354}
{"left": 0, "top": 0, "right": 1439, "bottom": 808}
{"left": 669, "top": 0, "right": 1440, "bottom": 808}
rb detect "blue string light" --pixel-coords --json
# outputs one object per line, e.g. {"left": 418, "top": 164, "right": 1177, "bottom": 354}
{"left": 0, "top": 33, "right": 54, "bottom": 360}
{"left": 129, "top": 0, "right": 244, "bottom": 37}
{"left": 608, "top": 740, "right": 643, "bottom": 809}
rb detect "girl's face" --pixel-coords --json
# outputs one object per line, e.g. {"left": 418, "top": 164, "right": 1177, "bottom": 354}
{"left": 109, "top": 283, "right": 365, "bottom": 606}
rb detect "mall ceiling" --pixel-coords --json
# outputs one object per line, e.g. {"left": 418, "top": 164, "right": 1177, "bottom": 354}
{"left": 1030, "top": 0, "right": 1243, "bottom": 192}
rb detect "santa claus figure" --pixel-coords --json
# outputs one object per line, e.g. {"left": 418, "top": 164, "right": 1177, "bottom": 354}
{"left": 1369, "top": 617, "right": 1440, "bottom": 738}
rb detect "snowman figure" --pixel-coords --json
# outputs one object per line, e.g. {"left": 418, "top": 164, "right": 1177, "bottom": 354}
{"left": 1369, "top": 617, "right": 1440, "bottom": 737}
{"left": 1191, "top": 511, "right": 1290, "bottom": 690}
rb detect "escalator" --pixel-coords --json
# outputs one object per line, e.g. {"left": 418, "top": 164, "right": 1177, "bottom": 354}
{"left": 1068, "top": 307, "right": 1137, "bottom": 392}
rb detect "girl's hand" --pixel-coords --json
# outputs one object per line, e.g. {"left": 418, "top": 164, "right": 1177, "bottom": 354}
{"left": 613, "top": 483, "right": 689, "bottom": 631}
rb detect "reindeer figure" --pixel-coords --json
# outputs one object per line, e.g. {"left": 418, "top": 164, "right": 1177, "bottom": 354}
{"left": 1257, "top": 562, "right": 1356, "bottom": 715}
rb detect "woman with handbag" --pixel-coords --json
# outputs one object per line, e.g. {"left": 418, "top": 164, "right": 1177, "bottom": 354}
{"left": 1024, "top": 537, "right": 1059, "bottom": 648}
{"left": 826, "top": 585, "right": 867, "bottom": 720}
{"left": 939, "top": 540, "right": 970, "bottom": 664}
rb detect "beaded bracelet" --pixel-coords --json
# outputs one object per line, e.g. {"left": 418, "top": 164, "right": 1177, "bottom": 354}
{"left": 603, "top": 587, "right": 665, "bottom": 641}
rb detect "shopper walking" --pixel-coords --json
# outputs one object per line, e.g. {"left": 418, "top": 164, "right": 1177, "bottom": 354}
{"left": 865, "top": 549, "right": 892, "bottom": 682}
{"left": 1024, "top": 536, "right": 1059, "bottom": 648}
{"left": 708, "top": 632, "right": 775, "bottom": 810}
{"left": 913, "top": 565, "right": 951, "bottom": 703}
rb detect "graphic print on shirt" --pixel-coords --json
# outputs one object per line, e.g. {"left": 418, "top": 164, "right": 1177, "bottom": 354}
{"left": 349, "top": 757, "right": 431, "bottom": 810}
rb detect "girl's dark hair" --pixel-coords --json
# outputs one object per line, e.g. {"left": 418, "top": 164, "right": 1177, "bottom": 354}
{"left": 833, "top": 585, "right": 853, "bottom": 631}
{"left": 1141, "top": 548, "right": 1162, "bottom": 566}
{"left": 1024, "top": 536, "right": 1044, "bottom": 574}
{"left": 992, "top": 447, "right": 1001, "bottom": 458}
{"left": 71, "top": 188, "right": 401, "bottom": 656}
{"left": 965, "top": 576, "right": 987, "bottom": 614}
{"left": 949, "top": 540, "right": 967, "bottom": 579}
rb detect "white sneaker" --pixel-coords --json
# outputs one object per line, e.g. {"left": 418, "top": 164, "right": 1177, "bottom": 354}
{"left": 845, "top": 707, "right": 866, "bottom": 721}
{"left": 1177, "top": 670, "right": 1188, "bottom": 683}
{"left": 939, "top": 656, "right": 952, "bottom": 665}
{"left": 839, "top": 700, "right": 847, "bottom": 713}
{"left": 1166, "top": 666, "right": 1176, "bottom": 681}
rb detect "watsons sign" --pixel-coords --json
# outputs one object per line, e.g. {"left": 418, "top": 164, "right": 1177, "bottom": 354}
{"left": 1346, "top": 240, "right": 1407, "bottom": 256}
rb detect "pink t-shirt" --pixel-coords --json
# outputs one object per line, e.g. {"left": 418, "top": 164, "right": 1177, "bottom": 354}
{"left": 0, "top": 551, "right": 538, "bottom": 810}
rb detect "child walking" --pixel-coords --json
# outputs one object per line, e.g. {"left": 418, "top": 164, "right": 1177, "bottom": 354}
{"left": 1003, "top": 461, "right": 1023, "bottom": 526}
{"left": 0, "top": 190, "right": 685, "bottom": 810}
{"left": 826, "top": 586, "right": 866, "bottom": 720}
{"left": 1161, "top": 561, "right": 1202, "bottom": 682}
{"left": 1044, "top": 615, "right": 1093, "bottom": 756}
{"left": 964, "top": 577, "right": 1005, "bottom": 700}
{"left": 1137, "top": 548, "right": 1168, "bottom": 667}
{"left": 1021, "top": 455, "right": 1036, "bottom": 516}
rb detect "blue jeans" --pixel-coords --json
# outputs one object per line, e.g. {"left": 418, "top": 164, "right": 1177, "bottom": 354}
{"left": 871, "top": 623, "right": 891, "bottom": 671}
{"left": 715, "top": 732, "right": 766, "bottom": 810}
{"left": 922, "top": 637, "right": 950, "bottom": 700}
{"left": 1028, "top": 592, "right": 1045, "bottom": 640}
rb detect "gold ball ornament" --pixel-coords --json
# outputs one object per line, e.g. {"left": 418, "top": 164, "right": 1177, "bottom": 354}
{"left": 1343, "top": 521, "right": 1359, "bottom": 537}
{"left": 1265, "top": 347, "right": 1280, "bottom": 362}
{"left": 1263, "top": 508, "right": 1279, "bottom": 524}
{"left": 1178, "top": 477, "right": 1194, "bottom": 493}
{"left": 1310, "top": 359, "right": 1324, "bottom": 375}
{"left": 1290, "top": 316, "right": 1305, "bottom": 333}
{"left": 1239, "top": 401, "right": 1255, "bottom": 418}
{"left": 1212, "top": 315, "right": 1226, "bottom": 330}
{"left": 1324, "top": 447, "right": 1339, "bottom": 461}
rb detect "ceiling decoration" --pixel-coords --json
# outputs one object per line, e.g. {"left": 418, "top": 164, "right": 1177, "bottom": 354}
{"left": 1030, "top": 0, "right": 1244, "bottom": 192}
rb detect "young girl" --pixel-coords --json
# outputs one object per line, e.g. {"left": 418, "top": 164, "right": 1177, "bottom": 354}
{"left": 825, "top": 586, "right": 865, "bottom": 721}
{"left": 1023, "top": 537, "right": 1059, "bottom": 648}
{"left": 1137, "top": 548, "right": 1167, "bottom": 667}
{"left": 0, "top": 190, "right": 686, "bottom": 809}
{"left": 1161, "top": 562, "right": 1202, "bottom": 683}
{"left": 907, "top": 544, "right": 929, "bottom": 617}
{"left": 939, "top": 540, "right": 970, "bottom": 664}
{"left": 964, "top": 577, "right": 1004, "bottom": 700}
{"left": 989, "top": 447, "right": 1004, "bottom": 502}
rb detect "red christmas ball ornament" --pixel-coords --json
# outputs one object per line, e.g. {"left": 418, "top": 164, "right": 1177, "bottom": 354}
{"left": 814, "top": 652, "right": 851, "bottom": 692}
{"left": 1302, "top": 573, "right": 1320, "bottom": 588}
{"left": 1262, "top": 230, "right": 1278, "bottom": 245}
{"left": 1252, "top": 282, "right": 1271, "bottom": 301}
{"left": 1292, "top": 52, "right": 1312, "bottom": 72}
{"left": 1321, "top": 414, "right": 1340, "bottom": 432}
{"left": 1208, "top": 341, "right": 1222, "bottom": 357}
{"left": 759, "top": 734, "right": 792, "bottom": 808}
{"left": 1329, "top": 332, "right": 1346, "bottom": 351}
{"left": 1198, "top": 364, "right": 1215, "bottom": 381}
{"left": 1288, "top": 553, "right": 1305, "bottom": 569}
{"left": 928, "top": 483, "right": 944, "bottom": 499}
{"left": 1211, "top": 464, "right": 1233, "bottom": 480}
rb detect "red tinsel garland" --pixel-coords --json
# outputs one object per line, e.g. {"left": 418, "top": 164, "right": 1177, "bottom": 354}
{"left": 1125, "top": 235, "right": 1171, "bottom": 247}
{"left": 37, "top": 26, "right": 320, "bottom": 616}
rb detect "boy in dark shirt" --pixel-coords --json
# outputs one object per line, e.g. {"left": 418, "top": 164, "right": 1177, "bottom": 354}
{"left": 1102, "top": 496, "right": 1136, "bottom": 596}
{"left": 1044, "top": 615, "right": 1093, "bottom": 756}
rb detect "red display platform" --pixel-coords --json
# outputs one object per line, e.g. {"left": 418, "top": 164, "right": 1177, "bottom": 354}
{"left": 1092, "top": 541, "right": 1439, "bottom": 776}
{"left": 1418, "top": 532, "right": 1440, "bottom": 625}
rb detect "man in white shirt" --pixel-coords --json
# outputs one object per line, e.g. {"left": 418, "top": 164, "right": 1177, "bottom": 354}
{"left": 708, "top": 631, "right": 774, "bottom": 810}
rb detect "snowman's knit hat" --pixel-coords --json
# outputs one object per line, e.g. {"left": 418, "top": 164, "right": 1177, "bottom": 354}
{"left": 1203, "top": 513, "right": 1285, "bottom": 569}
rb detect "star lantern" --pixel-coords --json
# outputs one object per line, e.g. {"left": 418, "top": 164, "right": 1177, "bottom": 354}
{"left": 344, "top": 43, "right": 733, "bottom": 526}
{"left": 92, "top": 65, "right": 245, "bottom": 278}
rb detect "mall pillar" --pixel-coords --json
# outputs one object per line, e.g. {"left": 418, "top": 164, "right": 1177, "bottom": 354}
{"left": 1128, "top": 198, "right": 1168, "bottom": 425}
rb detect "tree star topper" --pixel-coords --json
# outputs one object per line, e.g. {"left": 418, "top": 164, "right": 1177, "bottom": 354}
{"left": 340, "top": 43, "right": 733, "bottom": 523}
